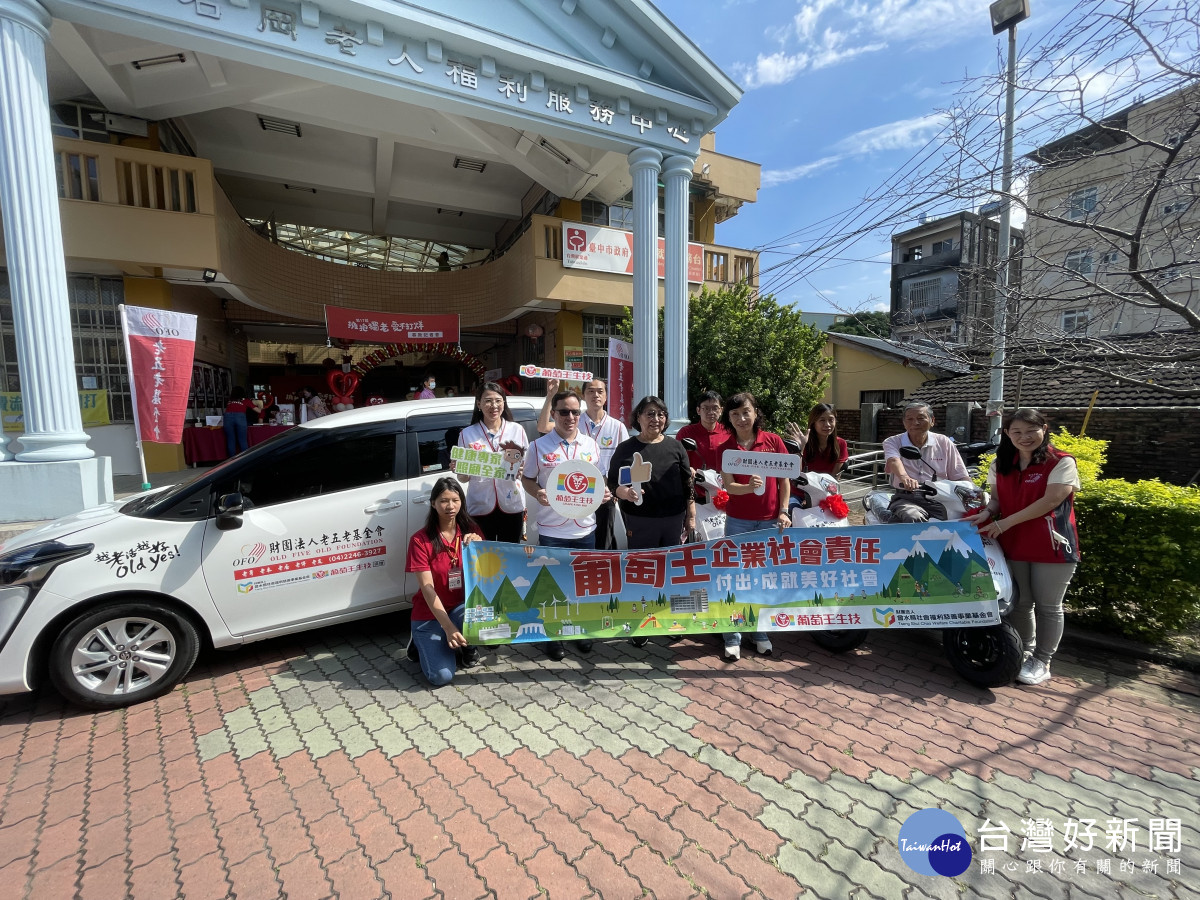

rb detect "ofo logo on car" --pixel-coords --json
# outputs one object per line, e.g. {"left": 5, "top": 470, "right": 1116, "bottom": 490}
{"left": 232, "top": 543, "right": 267, "bottom": 567}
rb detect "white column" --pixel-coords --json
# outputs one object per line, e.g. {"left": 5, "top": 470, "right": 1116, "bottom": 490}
{"left": 662, "top": 154, "right": 693, "bottom": 431}
{"left": 628, "top": 147, "right": 662, "bottom": 402}
{"left": 0, "top": 0, "right": 93, "bottom": 461}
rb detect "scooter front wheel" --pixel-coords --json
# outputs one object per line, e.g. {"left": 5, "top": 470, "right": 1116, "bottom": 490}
{"left": 942, "top": 622, "right": 1023, "bottom": 688}
{"left": 811, "top": 629, "right": 870, "bottom": 654}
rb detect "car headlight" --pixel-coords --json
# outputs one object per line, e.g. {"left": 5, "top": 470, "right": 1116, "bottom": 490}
{"left": 0, "top": 541, "right": 94, "bottom": 649}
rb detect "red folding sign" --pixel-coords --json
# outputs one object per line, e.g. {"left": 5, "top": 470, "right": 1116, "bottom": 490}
{"left": 325, "top": 305, "right": 460, "bottom": 344}
{"left": 120, "top": 305, "right": 197, "bottom": 444}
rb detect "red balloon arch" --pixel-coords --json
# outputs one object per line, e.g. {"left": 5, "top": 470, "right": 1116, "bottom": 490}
{"left": 351, "top": 343, "right": 488, "bottom": 381}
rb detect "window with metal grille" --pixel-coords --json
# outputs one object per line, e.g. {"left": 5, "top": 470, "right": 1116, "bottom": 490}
{"left": 581, "top": 199, "right": 607, "bottom": 225}
{"left": 581, "top": 314, "right": 626, "bottom": 380}
{"left": 907, "top": 277, "right": 942, "bottom": 313}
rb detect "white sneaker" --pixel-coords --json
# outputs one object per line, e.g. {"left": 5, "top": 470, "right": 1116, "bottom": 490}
{"left": 722, "top": 644, "right": 741, "bottom": 662}
{"left": 754, "top": 639, "right": 774, "bottom": 656}
{"left": 1018, "top": 657, "right": 1051, "bottom": 685}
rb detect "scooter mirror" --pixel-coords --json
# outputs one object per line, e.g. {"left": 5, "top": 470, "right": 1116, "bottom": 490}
{"left": 899, "top": 446, "right": 922, "bottom": 460}
{"left": 679, "top": 437, "right": 698, "bottom": 452}
{"left": 782, "top": 438, "right": 803, "bottom": 456}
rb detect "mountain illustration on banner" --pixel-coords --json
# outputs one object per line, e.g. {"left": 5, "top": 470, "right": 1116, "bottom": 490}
{"left": 884, "top": 533, "right": 991, "bottom": 600}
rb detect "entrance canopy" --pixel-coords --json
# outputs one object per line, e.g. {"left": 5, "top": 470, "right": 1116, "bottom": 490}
{"left": 44, "top": 0, "right": 742, "bottom": 247}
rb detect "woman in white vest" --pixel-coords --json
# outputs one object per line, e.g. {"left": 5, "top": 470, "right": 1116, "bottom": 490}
{"left": 456, "top": 382, "right": 529, "bottom": 542}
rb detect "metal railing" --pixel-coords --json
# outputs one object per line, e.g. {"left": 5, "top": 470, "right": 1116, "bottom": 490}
{"left": 838, "top": 443, "right": 887, "bottom": 501}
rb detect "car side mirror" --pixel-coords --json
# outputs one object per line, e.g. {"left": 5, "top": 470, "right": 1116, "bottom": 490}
{"left": 216, "top": 492, "right": 244, "bottom": 530}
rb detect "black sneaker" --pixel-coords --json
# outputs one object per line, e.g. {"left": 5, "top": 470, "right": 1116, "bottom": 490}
{"left": 545, "top": 641, "right": 566, "bottom": 661}
{"left": 406, "top": 639, "right": 420, "bottom": 663}
{"left": 576, "top": 640, "right": 594, "bottom": 654}
{"left": 460, "top": 646, "right": 479, "bottom": 668}
{"left": 630, "top": 637, "right": 648, "bottom": 648}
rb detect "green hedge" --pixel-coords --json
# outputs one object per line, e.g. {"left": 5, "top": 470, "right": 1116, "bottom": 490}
{"left": 973, "top": 428, "right": 1200, "bottom": 640}
{"left": 1067, "top": 479, "right": 1200, "bottom": 640}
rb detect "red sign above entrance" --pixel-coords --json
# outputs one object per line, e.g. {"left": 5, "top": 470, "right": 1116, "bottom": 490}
{"left": 325, "top": 305, "right": 460, "bottom": 344}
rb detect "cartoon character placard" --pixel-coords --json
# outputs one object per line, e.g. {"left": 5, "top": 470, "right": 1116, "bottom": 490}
{"left": 547, "top": 459, "right": 606, "bottom": 518}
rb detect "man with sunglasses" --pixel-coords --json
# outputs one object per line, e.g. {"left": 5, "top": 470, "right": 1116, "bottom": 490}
{"left": 522, "top": 389, "right": 611, "bottom": 660}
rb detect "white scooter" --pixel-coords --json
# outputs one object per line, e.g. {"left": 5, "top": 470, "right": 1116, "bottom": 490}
{"left": 856, "top": 445, "right": 1023, "bottom": 687}
{"left": 680, "top": 438, "right": 849, "bottom": 541}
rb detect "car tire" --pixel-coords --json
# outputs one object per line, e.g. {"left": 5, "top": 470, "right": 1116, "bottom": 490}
{"left": 811, "top": 629, "right": 870, "bottom": 653}
{"left": 48, "top": 601, "right": 201, "bottom": 709}
{"left": 942, "top": 622, "right": 1024, "bottom": 688}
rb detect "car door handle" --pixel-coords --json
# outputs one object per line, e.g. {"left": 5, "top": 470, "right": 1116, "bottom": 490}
{"left": 364, "top": 500, "right": 403, "bottom": 513}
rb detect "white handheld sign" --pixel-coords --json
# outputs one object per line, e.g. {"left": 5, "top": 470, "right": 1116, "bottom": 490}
{"left": 721, "top": 448, "right": 801, "bottom": 496}
{"left": 547, "top": 459, "right": 606, "bottom": 518}
{"left": 521, "top": 364, "right": 594, "bottom": 382}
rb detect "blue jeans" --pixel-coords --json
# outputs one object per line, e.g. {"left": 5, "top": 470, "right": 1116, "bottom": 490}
{"left": 411, "top": 604, "right": 465, "bottom": 686}
{"left": 722, "top": 515, "right": 771, "bottom": 648}
{"left": 223, "top": 411, "right": 248, "bottom": 456}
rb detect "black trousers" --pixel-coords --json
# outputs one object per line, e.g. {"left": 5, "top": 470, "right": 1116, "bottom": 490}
{"left": 473, "top": 509, "right": 524, "bottom": 543}
{"left": 624, "top": 512, "right": 687, "bottom": 550}
{"left": 594, "top": 499, "right": 617, "bottom": 550}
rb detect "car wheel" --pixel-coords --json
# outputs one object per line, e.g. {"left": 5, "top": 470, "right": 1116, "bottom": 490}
{"left": 48, "top": 601, "right": 201, "bottom": 709}
{"left": 811, "top": 629, "right": 870, "bottom": 653}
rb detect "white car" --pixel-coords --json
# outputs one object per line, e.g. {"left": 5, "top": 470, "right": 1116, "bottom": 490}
{"left": 0, "top": 396, "right": 545, "bottom": 708}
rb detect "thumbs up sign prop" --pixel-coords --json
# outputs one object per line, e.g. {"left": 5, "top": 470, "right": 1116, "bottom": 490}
{"left": 618, "top": 451, "right": 653, "bottom": 506}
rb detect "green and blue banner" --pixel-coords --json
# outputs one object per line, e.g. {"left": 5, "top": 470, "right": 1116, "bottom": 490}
{"left": 463, "top": 522, "right": 1000, "bottom": 645}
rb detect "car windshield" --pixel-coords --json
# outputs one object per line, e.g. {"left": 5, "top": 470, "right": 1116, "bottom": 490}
{"left": 119, "top": 425, "right": 316, "bottom": 517}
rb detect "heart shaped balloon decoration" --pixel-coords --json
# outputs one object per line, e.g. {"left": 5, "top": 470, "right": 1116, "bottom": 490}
{"left": 326, "top": 369, "right": 360, "bottom": 411}
{"left": 255, "top": 390, "right": 275, "bottom": 409}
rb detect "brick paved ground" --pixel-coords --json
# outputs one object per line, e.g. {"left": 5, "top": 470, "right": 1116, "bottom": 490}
{"left": 1, "top": 624, "right": 1197, "bottom": 899}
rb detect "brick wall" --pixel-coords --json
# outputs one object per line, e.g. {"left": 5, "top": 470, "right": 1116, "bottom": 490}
{"left": 840, "top": 405, "right": 1200, "bottom": 485}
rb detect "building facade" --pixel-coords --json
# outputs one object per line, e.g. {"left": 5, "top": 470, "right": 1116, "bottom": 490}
{"left": 0, "top": 0, "right": 759, "bottom": 516}
{"left": 889, "top": 210, "right": 1022, "bottom": 352}
{"left": 1020, "top": 85, "right": 1199, "bottom": 339}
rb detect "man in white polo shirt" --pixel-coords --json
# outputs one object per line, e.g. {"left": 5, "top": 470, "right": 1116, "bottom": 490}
{"left": 883, "top": 401, "right": 970, "bottom": 522}
{"left": 538, "top": 378, "right": 628, "bottom": 549}
{"left": 522, "top": 388, "right": 611, "bottom": 660}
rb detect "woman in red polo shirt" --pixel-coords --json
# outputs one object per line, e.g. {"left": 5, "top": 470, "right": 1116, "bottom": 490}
{"left": 405, "top": 477, "right": 484, "bottom": 686}
{"left": 969, "top": 409, "right": 1080, "bottom": 687}
{"left": 716, "top": 392, "right": 791, "bottom": 662}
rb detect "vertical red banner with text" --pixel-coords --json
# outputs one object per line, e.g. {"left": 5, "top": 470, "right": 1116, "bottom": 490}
{"left": 121, "top": 305, "right": 198, "bottom": 443}
{"left": 607, "top": 337, "right": 634, "bottom": 424}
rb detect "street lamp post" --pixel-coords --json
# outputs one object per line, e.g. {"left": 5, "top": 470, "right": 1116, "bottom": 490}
{"left": 987, "top": 0, "right": 1030, "bottom": 441}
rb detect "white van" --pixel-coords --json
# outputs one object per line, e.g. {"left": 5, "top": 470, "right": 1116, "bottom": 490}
{"left": 0, "top": 396, "right": 545, "bottom": 708}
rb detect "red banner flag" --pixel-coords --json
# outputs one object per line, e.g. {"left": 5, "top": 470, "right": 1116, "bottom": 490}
{"left": 607, "top": 337, "right": 634, "bottom": 424}
{"left": 120, "top": 305, "right": 198, "bottom": 444}
{"left": 325, "top": 305, "right": 460, "bottom": 344}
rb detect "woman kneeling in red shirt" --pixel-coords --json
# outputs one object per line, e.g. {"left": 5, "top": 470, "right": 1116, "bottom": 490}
{"left": 406, "top": 477, "right": 484, "bottom": 686}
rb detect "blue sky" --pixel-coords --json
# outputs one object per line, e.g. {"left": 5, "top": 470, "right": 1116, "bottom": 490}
{"left": 653, "top": 0, "right": 1062, "bottom": 316}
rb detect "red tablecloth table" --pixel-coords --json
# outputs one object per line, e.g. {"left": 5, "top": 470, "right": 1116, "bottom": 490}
{"left": 248, "top": 424, "right": 293, "bottom": 447}
{"left": 182, "top": 424, "right": 294, "bottom": 465}
{"left": 181, "top": 427, "right": 226, "bottom": 465}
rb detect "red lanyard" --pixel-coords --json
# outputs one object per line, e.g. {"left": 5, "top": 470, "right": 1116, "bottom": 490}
{"left": 439, "top": 532, "right": 462, "bottom": 567}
